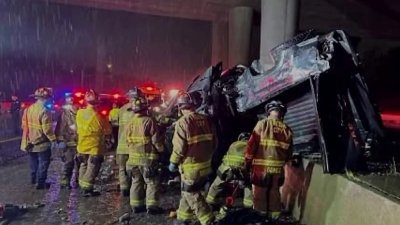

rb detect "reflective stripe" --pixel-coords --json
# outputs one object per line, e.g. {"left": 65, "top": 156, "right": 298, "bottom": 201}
{"left": 79, "top": 179, "right": 93, "bottom": 190}
{"left": 177, "top": 210, "right": 194, "bottom": 220}
{"left": 198, "top": 212, "right": 214, "bottom": 225}
{"left": 129, "top": 152, "right": 158, "bottom": 160}
{"left": 146, "top": 199, "right": 158, "bottom": 206}
{"left": 187, "top": 134, "right": 213, "bottom": 145}
{"left": 130, "top": 199, "right": 145, "bottom": 206}
{"left": 206, "top": 195, "right": 216, "bottom": 204}
{"left": 252, "top": 159, "right": 285, "bottom": 167}
{"left": 243, "top": 198, "right": 253, "bottom": 207}
{"left": 182, "top": 160, "right": 211, "bottom": 171}
{"left": 127, "top": 136, "right": 150, "bottom": 144}
{"left": 260, "top": 139, "right": 290, "bottom": 149}
{"left": 223, "top": 155, "right": 244, "bottom": 167}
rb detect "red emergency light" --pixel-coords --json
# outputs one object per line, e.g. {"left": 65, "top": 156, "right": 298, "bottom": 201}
{"left": 78, "top": 99, "right": 84, "bottom": 105}
{"left": 113, "top": 94, "right": 120, "bottom": 99}
{"left": 145, "top": 86, "right": 154, "bottom": 91}
{"left": 75, "top": 92, "right": 83, "bottom": 98}
{"left": 101, "top": 110, "right": 108, "bottom": 116}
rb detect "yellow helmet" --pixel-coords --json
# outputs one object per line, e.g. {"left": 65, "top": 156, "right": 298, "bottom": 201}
{"left": 34, "top": 87, "right": 53, "bottom": 99}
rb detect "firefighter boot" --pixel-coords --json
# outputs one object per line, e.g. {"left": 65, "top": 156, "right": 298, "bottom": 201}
{"left": 131, "top": 206, "right": 146, "bottom": 214}
{"left": 82, "top": 189, "right": 101, "bottom": 197}
{"left": 147, "top": 206, "right": 163, "bottom": 215}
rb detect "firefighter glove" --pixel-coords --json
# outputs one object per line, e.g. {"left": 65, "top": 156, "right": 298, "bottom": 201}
{"left": 168, "top": 163, "right": 178, "bottom": 173}
{"left": 51, "top": 141, "right": 58, "bottom": 151}
{"left": 58, "top": 141, "right": 66, "bottom": 150}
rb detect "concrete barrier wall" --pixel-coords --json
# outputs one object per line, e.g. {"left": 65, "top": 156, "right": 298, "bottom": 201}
{"left": 282, "top": 161, "right": 400, "bottom": 225}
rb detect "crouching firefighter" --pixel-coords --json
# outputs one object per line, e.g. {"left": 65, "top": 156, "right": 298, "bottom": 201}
{"left": 20, "top": 87, "right": 57, "bottom": 189}
{"left": 55, "top": 92, "right": 79, "bottom": 189}
{"left": 126, "top": 96, "right": 164, "bottom": 214}
{"left": 169, "top": 93, "right": 219, "bottom": 225}
{"left": 206, "top": 132, "right": 253, "bottom": 210}
{"left": 76, "top": 90, "right": 112, "bottom": 196}
{"left": 245, "top": 100, "right": 293, "bottom": 220}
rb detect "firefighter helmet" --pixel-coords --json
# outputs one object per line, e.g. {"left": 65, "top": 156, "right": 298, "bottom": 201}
{"left": 84, "top": 89, "right": 99, "bottom": 105}
{"left": 265, "top": 100, "right": 287, "bottom": 116}
{"left": 176, "top": 92, "right": 194, "bottom": 109}
{"left": 132, "top": 97, "right": 148, "bottom": 113}
{"left": 34, "top": 87, "right": 53, "bottom": 99}
{"left": 238, "top": 132, "right": 250, "bottom": 141}
{"left": 126, "top": 87, "right": 144, "bottom": 100}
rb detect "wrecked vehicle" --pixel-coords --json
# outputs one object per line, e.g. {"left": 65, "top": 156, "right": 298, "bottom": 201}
{"left": 185, "top": 30, "right": 386, "bottom": 173}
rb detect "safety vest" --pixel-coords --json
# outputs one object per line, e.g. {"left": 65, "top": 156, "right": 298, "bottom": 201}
{"left": 116, "top": 103, "right": 134, "bottom": 154}
{"left": 20, "top": 102, "right": 56, "bottom": 152}
{"left": 170, "top": 112, "right": 216, "bottom": 183}
{"left": 247, "top": 118, "right": 292, "bottom": 175}
{"left": 109, "top": 108, "right": 120, "bottom": 126}
{"left": 76, "top": 106, "right": 112, "bottom": 155}
{"left": 126, "top": 114, "right": 163, "bottom": 166}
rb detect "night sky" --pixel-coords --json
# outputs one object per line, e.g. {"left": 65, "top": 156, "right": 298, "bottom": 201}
{"left": 0, "top": 0, "right": 212, "bottom": 99}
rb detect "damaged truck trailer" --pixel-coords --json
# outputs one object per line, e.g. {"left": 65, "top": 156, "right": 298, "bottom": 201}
{"left": 185, "top": 30, "right": 386, "bottom": 174}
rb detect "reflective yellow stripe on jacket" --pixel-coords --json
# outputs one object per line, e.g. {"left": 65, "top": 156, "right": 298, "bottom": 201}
{"left": 127, "top": 136, "right": 151, "bottom": 144}
{"left": 187, "top": 134, "right": 213, "bottom": 145}
{"left": 223, "top": 155, "right": 245, "bottom": 167}
{"left": 259, "top": 139, "right": 290, "bottom": 149}
{"left": 252, "top": 159, "right": 285, "bottom": 167}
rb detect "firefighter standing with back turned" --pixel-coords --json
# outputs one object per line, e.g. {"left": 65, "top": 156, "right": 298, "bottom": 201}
{"left": 109, "top": 102, "right": 120, "bottom": 149}
{"left": 76, "top": 89, "right": 112, "bottom": 197}
{"left": 206, "top": 132, "right": 253, "bottom": 210}
{"left": 169, "top": 93, "right": 219, "bottom": 225}
{"left": 245, "top": 100, "right": 293, "bottom": 222}
{"left": 126, "top": 95, "right": 164, "bottom": 214}
{"left": 55, "top": 93, "right": 79, "bottom": 189}
{"left": 116, "top": 87, "right": 143, "bottom": 196}
{"left": 20, "top": 87, "right": 57, "bottom": 189}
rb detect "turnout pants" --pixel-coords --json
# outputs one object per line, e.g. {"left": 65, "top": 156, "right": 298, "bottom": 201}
{"left": 117, "top": 154, "right": 130, "bottom": 191}
{"left": 206, "top": 175, "right": 253, "bottom": 208}
{"left": 61, "top": 147, "right": 78, "bottom": 186}
{"left": 78, "top": 154, "right": 103, "bottom": 191}
{"left": 252, "top": 174, "right": 283, "bottom": 219}
{"left": 177, "top": 179, "right": 214, "bottom": 225}
{"left": 126, "top": 164, "right": 160, "bottom": 208}
{"left": 29, "top": 148, "right": 51, "bottom": 185}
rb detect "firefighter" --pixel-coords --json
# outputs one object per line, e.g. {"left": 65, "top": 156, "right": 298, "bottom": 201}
{"left": 55, "top": 93, "right": 79, "bottom": 189}
{"left": 206, "top": 132, "right": 253, "bottom": 210}
{"left": 116, "top": 87, "right": 143, "bottom": 196}
{"left": 109, "top": 102, "right": 120, "bottom": 149}
{"left": 76, "top": 89, "right": 112, "bottom": 197}
{"left": 169, "top": 93, "right": 218, "bottom": 225}
{"left": 20, "top": 87, "right": 57, "bottom": 189}
{"left": 245, "top": 100, "right": 293, "bottom": 220}
{"left": 126, "top": 96, "right": 164, "bottom": 214}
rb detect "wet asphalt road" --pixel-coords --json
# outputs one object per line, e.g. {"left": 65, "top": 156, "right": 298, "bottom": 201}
{"left": 0, "top": 155, "right": 180, "bottom": 225}
{"left": 0, "top": 153, "right": 302, "bottom": 225}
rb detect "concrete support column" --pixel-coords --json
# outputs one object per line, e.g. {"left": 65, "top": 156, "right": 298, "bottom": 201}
{"left": 260, "top": 0, "right": 299, "bottom": 69}
{"left": 211, "top": 20, "right": 228, "bottom": 67}
{"left": 228, "top": 6, "right": 254, "bottom": 68}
